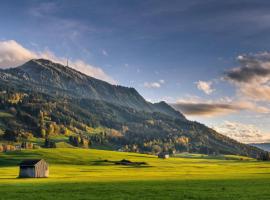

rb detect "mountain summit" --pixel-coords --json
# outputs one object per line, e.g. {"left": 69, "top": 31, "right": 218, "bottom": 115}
{"left": 3, "top": 59, "right": 185, "bottom": 119}
{"left": 0, "top": 59, "right": 266, "bottom": 158}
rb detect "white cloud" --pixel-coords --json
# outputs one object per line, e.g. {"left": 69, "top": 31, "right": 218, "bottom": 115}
{"left": 225, "top": 52, "right": 270, "bottom": 102}
{"left": 213, "top": 121, "right": 270, "bottom": 143}
{"left": 238, "top": 83, "right": 270, "bottom": 102}
{"left": 144, "top": 82, "right": 161, "bottom": 88}
{"left": 102, "top": 49, "right": 108, "bottom": 56}
{"left": 196, "top": 80, "right": 214, "bottom": 95}
{"left": 161, "top": 96, "right": 175, "bottom": 102}
{"left": 159, "top": 79, "right": 165, "bottom": 84}
{"left": 0, "top": 40, "right": 35, "bottom": 68}
{"left": 144, "top": 79, "right": 165, "bottom": 89}
{"left": 0, "top": 40, "right": 116, "bottom": 84}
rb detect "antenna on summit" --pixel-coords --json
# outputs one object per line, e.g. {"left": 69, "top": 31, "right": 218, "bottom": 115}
{"left": 66, "top": 58, "right": 69, "bottom": 67}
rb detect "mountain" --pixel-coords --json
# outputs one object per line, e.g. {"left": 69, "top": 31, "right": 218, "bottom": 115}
{"left": 1, "top": 59, "right": 185, "bottom": 120}
{"left": 250, "top": 143, "right": 270, "bottom": 152}
{"left": 0, "top": 59, "right": 266, "bottom": 159}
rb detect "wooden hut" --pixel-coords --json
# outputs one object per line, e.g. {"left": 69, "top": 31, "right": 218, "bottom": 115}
{"left": 158, "top": 152, "right": 170, "bottom": 159}
{"left": 19, "top": 159, "right": 49, "bottom": 178}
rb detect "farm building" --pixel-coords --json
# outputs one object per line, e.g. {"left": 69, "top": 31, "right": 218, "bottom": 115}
{"left": 158, "top": 152, "right": 170, "bottom": 159}
{"left": 19, "top": 159, "right": 49, "bottom": 178}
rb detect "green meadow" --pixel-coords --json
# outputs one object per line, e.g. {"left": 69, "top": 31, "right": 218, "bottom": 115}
{"left": 0, "top": 148, "right": 270, "bottom": 200}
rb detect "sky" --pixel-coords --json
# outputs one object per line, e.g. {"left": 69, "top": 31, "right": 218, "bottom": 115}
{"left": 1, "top": 0, "right": 270, "bottom": 143}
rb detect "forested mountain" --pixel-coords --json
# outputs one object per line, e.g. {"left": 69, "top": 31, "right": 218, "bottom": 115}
{"left": 0, "top": 59, "right": 267, "bottom": 159}
{"left": 250, "top": 143, "right": 270, "bottom": 152}
{"left": 1, "top": 59, "right": 185, "bottom": 119}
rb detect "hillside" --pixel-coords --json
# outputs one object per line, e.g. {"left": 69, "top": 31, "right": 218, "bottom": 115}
{"left": 0, "top": 59, "right": 267, "bottom": 158}
{"left": 250, "top": 143, "right": 270, "bottom": 152}
{"left": 1, "top": 59, "right": 184, "bottom": 119}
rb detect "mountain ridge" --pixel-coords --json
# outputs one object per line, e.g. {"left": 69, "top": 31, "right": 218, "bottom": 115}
{"left": 3, "top": 59, "right": 185, "bottom": 120}
{"left": 250, "top": 143, "right": 270, "bottom": 152}
{"left": 0, "top": 59, "right": 267, "bottom": 159}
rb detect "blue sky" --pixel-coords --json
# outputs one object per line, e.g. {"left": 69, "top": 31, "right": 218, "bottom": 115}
{"left": 1, "top": 0, "right": 270, "bottom": 143}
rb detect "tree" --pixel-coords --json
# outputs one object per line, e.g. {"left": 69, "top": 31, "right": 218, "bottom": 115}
{"left": 44, "top": 138, "right": 56, "bottom": 148}
{"left": 47, "top": 123, "right": 55, "bottom": 136}
{"left": 40, "top": 128, "right": 46, "bottom": 138}
{"left": 152, "top": 145, "right": 162, "bottom": 154}
{"left": 2, "top": 129, "right": 21, "bottom": 142}
{"left": 259, "top": 152, "right": 270, "bottom": 161}
{"left": 39, "top": 111, "right": 46, "bottom": 137}
{"left": 168, "top": 148, "right": 176, "bottom": 155}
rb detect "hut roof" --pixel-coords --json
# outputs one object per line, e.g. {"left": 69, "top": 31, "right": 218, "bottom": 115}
{"left": 19, "top": 159, "right": 43, "bottom": 166}
{"left": 158, "top": 152, "right": 169, "bottom": 156}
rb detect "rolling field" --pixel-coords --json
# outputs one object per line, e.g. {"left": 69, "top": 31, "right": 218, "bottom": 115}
{"left": 0, "top": 148, "right": 270, "bottom": 200}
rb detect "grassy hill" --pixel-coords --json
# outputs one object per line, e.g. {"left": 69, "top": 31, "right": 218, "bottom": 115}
{"left": 0, "top": 148, "right": 270, "bottom": 199}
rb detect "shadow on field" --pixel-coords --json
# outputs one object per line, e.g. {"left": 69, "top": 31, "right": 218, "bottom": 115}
{"left": 91, "top": 159, "right": 152, "bottom": 168}
{"left": 127, "top": 154, "right": 153, "bottom": 158}
{"left": 0, "top": 152, "right": 41, "bottom": 167}
{"left": 0, "top": 177, "right": 17, "bottom": 180}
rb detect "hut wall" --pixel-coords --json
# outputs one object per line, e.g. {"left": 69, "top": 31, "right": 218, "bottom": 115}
{"left": 19, "top": 166, "right": 35, "bottom": 178}
{"left": 35, "top": 160, "right": 49, "bottom": 178}
{"left": 158, "top": 154, "right": 169, "bottom": 159}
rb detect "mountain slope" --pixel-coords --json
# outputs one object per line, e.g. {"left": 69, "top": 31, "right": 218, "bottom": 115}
{"left": 2, "top": 59, "right": 185, "bottom": 120}
{"left": 0, "top": 59, "right": 266, "bottom": 159}
{"left": 250, "top": 143, "right": 270, "bottom": 152}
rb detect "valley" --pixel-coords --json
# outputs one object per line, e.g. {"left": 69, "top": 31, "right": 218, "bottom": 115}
{"left": 0, "top": 148, "right": 270, "bottom": 199}
{"left": 1, "top": 2, "right": 270, "bottom": 199}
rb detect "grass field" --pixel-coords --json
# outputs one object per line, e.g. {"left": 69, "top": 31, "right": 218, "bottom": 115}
{"left": 0, "top": 148, "right": 270, "bottom": 200}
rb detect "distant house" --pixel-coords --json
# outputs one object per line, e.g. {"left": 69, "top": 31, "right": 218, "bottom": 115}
{"left": 19, "top": 159, "right": 49, "bottom": 178}
{"left": 158, "top": 152, "right": 169, "bottom": 159}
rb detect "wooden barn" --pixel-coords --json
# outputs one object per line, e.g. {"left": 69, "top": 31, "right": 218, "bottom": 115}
{"left": 158, "top": 152, "right": 170, "bottom": 159}
{"left": 19, "top": 159, "right": 49, "bottom": 178}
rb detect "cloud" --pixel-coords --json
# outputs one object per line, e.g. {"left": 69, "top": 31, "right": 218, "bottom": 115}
{"left": 213, "top": 121, "right": 270, "bottom": 143}
{"left": 102, "top": 49, "right": 108, "bottom": 56}
{"left": 29, "top": 2, "right": 57, "bottom": 17}
{"left": 225, "top": 53, "right": 270, "bottom": 83}
{"left": 159, "top": 79, "right": 165, "bottom": 84}
{"left": 196, "top": 80, "right": 214, "bottom": 95}
{"left": 172, "top": 102, "right": 244, "bottom": 117}
{"left": 171, "top": 96, "right": 270, "bottom": 117}
{"left": 225, "top": 52, "right": 270, "bottom": 102}
{"left": 144, "top": 79, "right": 165, "bottom": 89}
{"left": 0, "top": 40, "right": 36, "bottom": 68}
{"left": 28, "top": 2, "right": 92, "bottom": 41}
{"left": 238, "top": 83, "right": 270, "bottom": 102}
{"left": 0, "top": 40, "right": 116, "bottom": 84}
{"left": 144, "top": 82, "right": 161, "bottom": 88}
{"left": 173, "top": 52, "right": 270, "bottom": 118}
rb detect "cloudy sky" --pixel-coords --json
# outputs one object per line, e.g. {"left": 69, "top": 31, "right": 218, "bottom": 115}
{"left": 1, "top": 0, "right": 270, "bottom": 143}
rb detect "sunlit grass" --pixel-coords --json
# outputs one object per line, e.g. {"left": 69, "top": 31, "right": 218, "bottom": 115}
{"left": 0, "top": 148, "right": 270, "bottom": 199}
